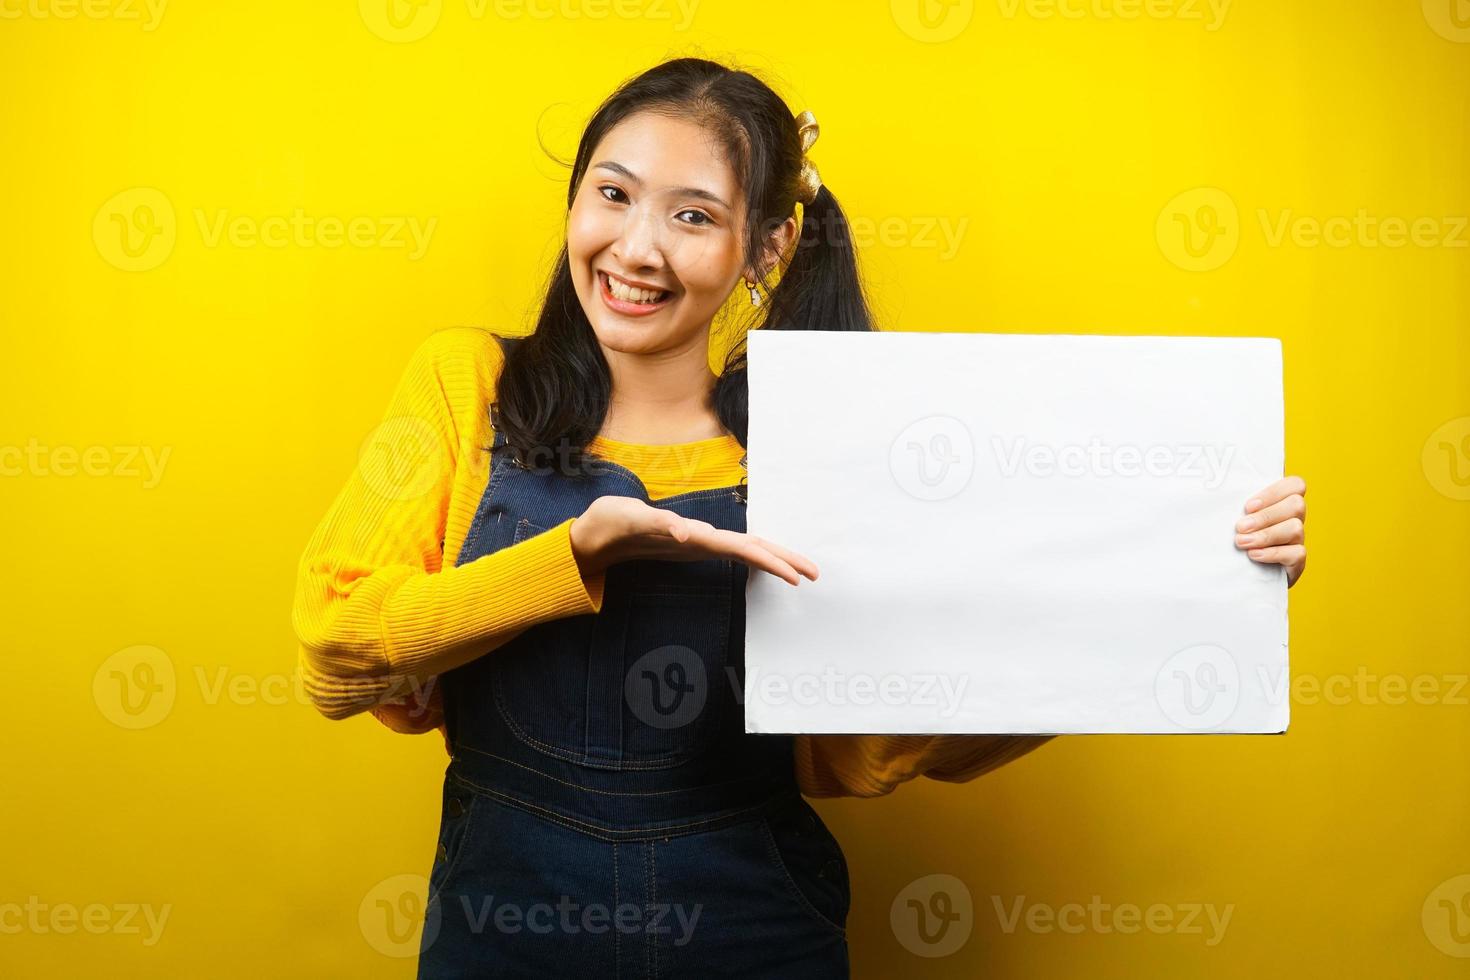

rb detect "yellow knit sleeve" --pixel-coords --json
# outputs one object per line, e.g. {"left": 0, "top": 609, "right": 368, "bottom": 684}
{"left": 794, "top": 734, "right": 1055, "bottom": 798}
{"left": 291, "top": 328, "right": 606, "bottom": 721}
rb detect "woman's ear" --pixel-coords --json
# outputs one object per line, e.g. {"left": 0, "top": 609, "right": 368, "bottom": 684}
{"left": 746, "top": 215, "right": 799, "bottom": 283}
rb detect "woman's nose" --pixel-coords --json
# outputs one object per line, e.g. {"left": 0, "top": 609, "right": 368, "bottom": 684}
{"left": 611, "top": 205, "right": 667, "bottom": 270}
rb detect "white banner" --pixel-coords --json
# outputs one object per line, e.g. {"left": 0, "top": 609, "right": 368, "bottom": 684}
{"left": 744, "top": 331, "right": 1288, "bottom": 734}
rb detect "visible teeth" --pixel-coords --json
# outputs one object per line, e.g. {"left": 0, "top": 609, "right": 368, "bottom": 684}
{"left": 605, "top": 274, "right": 666, "bottom": 304}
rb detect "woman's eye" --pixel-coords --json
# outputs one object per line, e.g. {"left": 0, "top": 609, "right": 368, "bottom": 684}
{"left": 596, "top": 187, "right": 708, "bottom": 226}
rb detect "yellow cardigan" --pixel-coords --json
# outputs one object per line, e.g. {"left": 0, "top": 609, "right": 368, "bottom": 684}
{"left": 291, "top": 327, "right": 1052, "bottom": 797}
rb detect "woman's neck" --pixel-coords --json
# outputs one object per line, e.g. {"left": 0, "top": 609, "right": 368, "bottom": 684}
{"left": 598, "top": 336, "right": 728, "bottom": 444}
{"left": 597, "top": 401, "right": 727, "bottom": 445}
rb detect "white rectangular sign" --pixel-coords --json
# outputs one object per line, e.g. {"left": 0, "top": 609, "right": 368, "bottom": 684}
{"left": 744, "top": 331, "right": 1288, "bottom": 735}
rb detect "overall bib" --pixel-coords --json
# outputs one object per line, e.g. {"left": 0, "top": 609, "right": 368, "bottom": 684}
{"left": 416, "top": 424, "right": 851, "bottom": 979}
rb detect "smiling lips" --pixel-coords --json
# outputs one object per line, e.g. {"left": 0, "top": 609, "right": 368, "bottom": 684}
{"left": 598, "top": 270, "right": 675, "bottom": 316}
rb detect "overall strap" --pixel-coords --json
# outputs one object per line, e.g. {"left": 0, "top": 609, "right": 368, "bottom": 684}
{"left": 488, "top": 404, "right": 508, "bottom": 452}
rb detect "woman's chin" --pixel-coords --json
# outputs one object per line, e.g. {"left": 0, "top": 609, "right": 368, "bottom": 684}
{"left": 589, "top": 319, "right": 668, "bottom": 353}
{"left": 589, "top": 313, "right": 708, "bottom": 356}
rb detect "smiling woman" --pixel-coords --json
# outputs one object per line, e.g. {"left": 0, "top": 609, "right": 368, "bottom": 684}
{"left": 290, "top": 52, "right": 1315, "bottom": 977}
{"left": 292, "top": 56, "right": 1049, "bottom": 978}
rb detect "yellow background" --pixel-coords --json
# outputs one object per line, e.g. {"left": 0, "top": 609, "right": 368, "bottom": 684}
{"left": 2, "top": 0, "right": 1468, "bottom": 976}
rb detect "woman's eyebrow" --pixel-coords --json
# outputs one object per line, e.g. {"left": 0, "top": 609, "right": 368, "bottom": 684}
{"left": 591, "top": 160, "right": 730, "bottom": 209}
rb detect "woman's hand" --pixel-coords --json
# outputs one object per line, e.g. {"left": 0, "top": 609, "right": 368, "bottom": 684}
{"left": 569, "top": 495, "right": 820, "bottom": 586}
{"left": 1234, "top": 475, "right": 1307, "bottom": 587}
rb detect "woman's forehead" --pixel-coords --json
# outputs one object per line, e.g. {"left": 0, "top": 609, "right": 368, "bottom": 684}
{"left": 590, "top": 111, "right": 740, "bottom": 205}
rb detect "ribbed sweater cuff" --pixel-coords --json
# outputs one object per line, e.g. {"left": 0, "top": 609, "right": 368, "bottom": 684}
{"left": 384, "top": 516, "right": 606, "bottom": 681}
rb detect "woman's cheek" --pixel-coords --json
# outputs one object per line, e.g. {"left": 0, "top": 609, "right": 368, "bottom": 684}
{"left": 674, "top": 246, "right": 738, "bottom": 309}
{"left": 564, "top": 212, "right": 593, "bottom": 263}
{"left": 675, "top": 273, "right": 728, "bottom": 324}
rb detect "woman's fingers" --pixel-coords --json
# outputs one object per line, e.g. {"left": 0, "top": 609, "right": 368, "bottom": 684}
{"left": 671, "top": 520, "right": 805, "bottom": 585}
{"left": 1244, "top": 543, "right": 1306, "bottom": 581}
{"left": 616, "top": 499, "right": 813, "bottom": 586}
{"left": 1236, "top": 493, "right": 1305, "bottom": 533}
{"left": 1243, "top": 475, "right": 1307, "bottom": 514}
{"left": 1235, "top": 516, "right": 1304, "bottom": 550}
{"left": 746, "top": 534, "right": 820, "bottom": 581}
{"left": 695, "top": 525, "right": 804, "bottom": 585}
{"left": 662, "top": 511, "right": 691, "bottom": 543}
{"left": 680, "top": 519, "right": 817, "bottom": 582}
{"left": 1235, "top": 476, "right": 1308, "bottom": 588}
{"left": 730, "top": 537, "right": 803, "bottom": 586}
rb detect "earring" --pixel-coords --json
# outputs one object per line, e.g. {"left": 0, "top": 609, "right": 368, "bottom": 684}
{"left": 744, "top": 277, "right": 761, "bottom": 307}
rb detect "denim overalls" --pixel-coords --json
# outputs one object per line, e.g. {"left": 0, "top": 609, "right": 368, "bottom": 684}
{"left": 416, "top": 423, "right": 851, "bottom": 979}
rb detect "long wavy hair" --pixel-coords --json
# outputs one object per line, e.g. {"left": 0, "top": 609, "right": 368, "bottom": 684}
{"left": 490, "top": 56, "right": 877, "bottom": 477}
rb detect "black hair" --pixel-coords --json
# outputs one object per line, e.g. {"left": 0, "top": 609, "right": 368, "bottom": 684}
{"left": 489, "top": 56, "right": 877, "bottom": 475}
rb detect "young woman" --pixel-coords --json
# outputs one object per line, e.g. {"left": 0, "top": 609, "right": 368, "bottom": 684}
{"left": 292, "top": 57, "right": 1309, "bottom": 978}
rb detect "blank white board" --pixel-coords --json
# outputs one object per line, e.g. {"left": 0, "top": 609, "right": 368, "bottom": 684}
{"left": 744, "top": 331, "right": 1288, "bottom": 735}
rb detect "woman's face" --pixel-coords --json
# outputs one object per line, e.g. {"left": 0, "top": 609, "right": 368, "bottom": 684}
{"left": 567, "top": 110, "right": 749, "bottom": 359}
